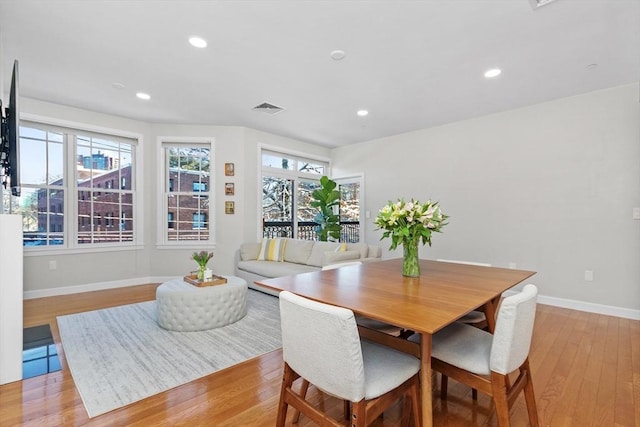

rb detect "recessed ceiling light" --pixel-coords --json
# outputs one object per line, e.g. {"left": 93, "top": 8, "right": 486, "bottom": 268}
{"left": 357, "top": 110, "right": 369, "bottom": 117}
{"left": 189, "top": 36, "right": 207, "bottom": 48}
{"left": 484, "top": 68, "right": 502, "bottom": 78}
{"left": 136, "top": 92, "right": 151, "bottom": 100}
{"left": 330, "top": 50, "right": 346, "bottom": 60}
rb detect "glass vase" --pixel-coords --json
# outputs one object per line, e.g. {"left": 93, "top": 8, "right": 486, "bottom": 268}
{"left": 402, "top": 240, "right": 420, "bottom": 277}
{"left": 197, "top": 266, "right": 206, "bottom": 281}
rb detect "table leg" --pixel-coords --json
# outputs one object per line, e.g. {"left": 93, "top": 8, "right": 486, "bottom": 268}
{"left": 484, "top": 296, "right": 500, "bottom": 333}
{"left": 420, "top": 333, "right": 432, "bottom": 427}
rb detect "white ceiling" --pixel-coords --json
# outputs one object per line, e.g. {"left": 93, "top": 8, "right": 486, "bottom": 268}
{"left": 1, "top": 0, "right": 638, "bottom": 147}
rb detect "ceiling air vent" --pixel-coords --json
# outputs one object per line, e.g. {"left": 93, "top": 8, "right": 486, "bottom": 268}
{"left": 252, "top": 102, "right": 285, "bottom": 115}
{"left": 529, "top": 0, "right": 561, "bottom": 9}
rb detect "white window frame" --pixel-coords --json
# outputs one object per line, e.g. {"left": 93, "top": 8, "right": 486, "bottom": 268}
{"left": 19, "top": 113, "right": 144, "bottom": 256}
{"left": 257, "top": 144, "right": 331, "bottom": 241}
{"left": 156, "top": 136, "right": 215, "bottom": 249}
{"left": 334, "top": 174, "right": 365, "bottom": 243}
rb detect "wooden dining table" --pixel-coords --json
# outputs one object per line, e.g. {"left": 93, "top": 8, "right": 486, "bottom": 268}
{"left": 256, "top": 258, "right": 536, "bottom": 427}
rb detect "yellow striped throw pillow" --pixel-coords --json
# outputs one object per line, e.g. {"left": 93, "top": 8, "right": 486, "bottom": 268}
{"left": 335, "top": 243, "right": 347, "bottom": 252}
{"left": 257, "top": 238, "right": 286, "bottom": 261}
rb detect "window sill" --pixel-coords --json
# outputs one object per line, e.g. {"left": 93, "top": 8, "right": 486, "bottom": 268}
{"left": 156, "top": 243, "right": 217, "bottom": 251}
{"left": 24, "top": 245, "right": 144, "bottom": 257}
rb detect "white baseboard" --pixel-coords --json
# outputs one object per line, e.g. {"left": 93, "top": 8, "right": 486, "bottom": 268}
{"left": 22, "top": 276, "right": 177, "bottom": 300}
{"left": 24, "top": 280, "right": 640, "bottom": 321}
{"left": 537, "top": 294, "right": 640, "bottom": 320}
{"left": 503, "top": 290, "right": 640, "bottom": 320}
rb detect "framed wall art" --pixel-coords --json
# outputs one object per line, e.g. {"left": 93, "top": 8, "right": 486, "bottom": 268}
{"left": 224, "top": 163, "right": 235, "bottom": 176}
{"left": 225, "top": 182, "right": 235, "bottom": 196}
{"left": 225, "top": 201, "right": 235, "bottom": 214}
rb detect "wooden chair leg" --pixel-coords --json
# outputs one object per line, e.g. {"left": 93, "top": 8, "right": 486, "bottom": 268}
{"left": 522, "top": 360, "right": 540, "bottom": 427}
{"left": 442, "top": 371, "right": 478, "bottom": 400}
{"left": 351, "top": 400, "right": 367, "bottom": 427}
{"left": 276, "top": 363, "right": 296, "bottom": 427}
{"left": 401, "top": 395, "right": 411, "bottom": 427}
{"left": 343, "top": 400, "right": 351, "bottom": 420}
{"left": 490, "top": 371, "right": 511, "bottom": 427}
{"left": 291, "top": 379, "right": 310, "bottom": 423}
{"left": 411, "top": 378, "right": 422, "bottom": 427}
{"left": 440, "top": 374, "right": 449, "bottom": 400}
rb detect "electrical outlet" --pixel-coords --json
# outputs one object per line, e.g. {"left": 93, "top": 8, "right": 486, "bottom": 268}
{"left": 508, "top": 262, "right": 517, "bottom": 269}
{"left": 49, "top": 260, "right": 57, "bottom": 270}
{"left": 584, "top": 270, "right": 593, "bottom": 281}
{"left": 633, "top": 208, "right": 640, "bottom": 220}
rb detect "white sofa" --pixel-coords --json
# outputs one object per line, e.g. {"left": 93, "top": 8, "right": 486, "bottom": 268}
{"left": 235, "top": 238, "right": 382, "bottom": 296}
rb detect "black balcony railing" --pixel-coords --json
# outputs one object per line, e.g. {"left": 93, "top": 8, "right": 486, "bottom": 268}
{"left": 262, "top": 220, "right": 360, "bottom": 242}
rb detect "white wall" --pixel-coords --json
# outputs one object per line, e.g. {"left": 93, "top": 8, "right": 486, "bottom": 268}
{"left": 0, "top": 215, "right": 23, "bottom": 384}
{"left": 18, "top": 84, "right": 640, "bottom": 314}
{"left": 148, "top": 124, "right": 247, "bottom": 278}
{"left": 242, "top": 127, "right": 332, "bottom": 240}
{"left": 147, "top": 125, "right": 330, "bottom": 278}
{"left": 332, "top": 83, "right": 640, "bottom": 311}
{"left": 19, "top": 99, "right": 154, "bottom": 294}
{"left": 17, "top": 100, "right": 330, "bottom": 295}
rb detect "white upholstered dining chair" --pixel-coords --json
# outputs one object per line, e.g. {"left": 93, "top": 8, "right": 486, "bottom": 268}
{"left": 420, "top": 284, "right": 540, "bottom": 427}
{"left": 276, "top": 291, "right": 421, "bottom": 427}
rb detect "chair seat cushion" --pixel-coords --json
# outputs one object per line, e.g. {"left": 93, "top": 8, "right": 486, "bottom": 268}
{"left": 356, "top": 315, "right": 403, "bottom": 336}
{"left": 433, "top": 322, "right": 493, "bottom": 375}
{"left": 458, "top": 310, "right": 486, "bottom": 324}
{"left": 361, "top": 340, "right": 420, "bottom": 400}
{"left": 409, "top": 322, "right": 493, "bottom": 376}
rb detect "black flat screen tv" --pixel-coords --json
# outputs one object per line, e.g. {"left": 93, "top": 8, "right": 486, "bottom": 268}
{"left": 1, "top": 59, "right": 20, "bottom": 197}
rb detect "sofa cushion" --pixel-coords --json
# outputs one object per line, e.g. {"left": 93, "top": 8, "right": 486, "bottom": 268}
{"left": 346, "top": 242, "right": 368, "bottom": 259}
{"left": 306, "top": 241, "right": 342, "bottom": 267}
{"left": 257, "top": 238, "right": 286, "bottom": 261}
{"left": 237, "top": 260, "right": 319, "bottom": 278}
{"left": 240, "top": 242, "right": 261, "bottom": 261}
{"left": 283, "top": 238, "right": 315, "bottom": 264}
{"left": 322, "top": 250, "right": 361, "bottom": 266}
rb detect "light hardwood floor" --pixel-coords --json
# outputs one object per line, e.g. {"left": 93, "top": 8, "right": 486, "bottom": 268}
{"left": 0, "top": 284, "right": 638, "bottom": 426}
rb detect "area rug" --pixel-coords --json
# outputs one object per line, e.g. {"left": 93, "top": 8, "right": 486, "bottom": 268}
{"left": 57, "top": 289, "right": 281, "bottom": 418}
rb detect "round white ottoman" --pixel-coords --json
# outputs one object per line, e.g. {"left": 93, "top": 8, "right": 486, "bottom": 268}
{"left": 156, "top": 276, "right": 248, "bottom": 332}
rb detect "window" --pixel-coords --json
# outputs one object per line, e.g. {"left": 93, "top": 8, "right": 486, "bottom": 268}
{"left": 15, "top": 122, "right": 139, "bottom": 249}
{"left": 335, "top": 176, "right": 363, "bottom": 243}
{"left": 76, "top": 134, "right": 134, "bottom": 244}
{"left": 160, "top": 141, "right": 212, "bottom": 244}
{"left": 192, "top": 212, "right": 206, "bottom": 229}
{"left": 261, "top": 149, "right": 328, "bottom": 240}
{"left": 192, "top": 182, "right": 207, "bottom": 192}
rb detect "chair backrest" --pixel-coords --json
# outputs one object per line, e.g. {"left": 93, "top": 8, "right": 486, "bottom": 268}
{"left": 278, "top": 291, "right": 366, "bottom": 401}
{"left": 321, "top": 261, "right": 363, "bottom": 271}
{"left": 436, "top": 259, "right": 491, "bottom": 267}
{"left": 489, "top": 284, "right": 538, "bottom": 374}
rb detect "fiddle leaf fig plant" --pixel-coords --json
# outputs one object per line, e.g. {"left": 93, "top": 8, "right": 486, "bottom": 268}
{"left": 310, "top": 175, "right": 342, "bottom": 242}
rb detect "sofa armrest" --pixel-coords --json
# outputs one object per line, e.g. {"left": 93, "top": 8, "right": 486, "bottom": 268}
{"left": 367, "top": 245, "right": 382, "bottom": 259}
{"left": 239, "top": 242, "right": 261, "bottom": 261}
